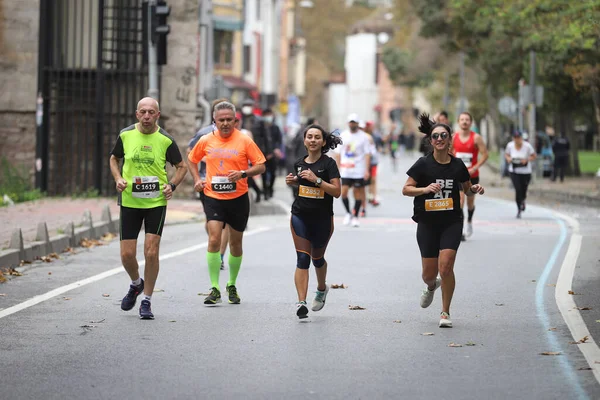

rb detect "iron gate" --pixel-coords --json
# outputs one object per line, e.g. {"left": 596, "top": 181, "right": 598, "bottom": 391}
{"left": 37, "top": 0, "right": 149, "bottom": 195}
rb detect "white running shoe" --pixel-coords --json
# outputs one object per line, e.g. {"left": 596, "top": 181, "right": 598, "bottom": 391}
{"left": 466, "top": 222, "right": 473, "bottom": 238}
{"left": 420, "top": 277, "right": 441, "bottom": 308}
{"left": 312, "top": 285, "right": 329, "bottom": 311}
{"left": 439, "top": 312, "right": 452, "bottom": 328}
{"left": 343, "top": 213, "right": 352, "bottom": 226}
{"left": 351, "top": 216, "right": 360, "bottom": 227}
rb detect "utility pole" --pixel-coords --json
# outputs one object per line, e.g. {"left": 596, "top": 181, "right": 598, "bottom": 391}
{"left": 197, "top": 0, "right": 212, "bottom": 127}
{"left": 147, "top": 0, "right": 159, "bottom": 99}
{"left": 459, "top": 51, "right": 465, "bottom": 113}
{"left": 443, "top": 69, "right": 449, "bottom": 111}
{"left": 529, "top": 50, "right": 537, "bottom": 152}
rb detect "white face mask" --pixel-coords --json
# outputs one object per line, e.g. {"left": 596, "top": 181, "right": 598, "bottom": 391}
{"left": 242, "top": 106, "right": 253, "bottom": 115}
{"left": 264, "top": 115, "right": 274, "bottom": 124}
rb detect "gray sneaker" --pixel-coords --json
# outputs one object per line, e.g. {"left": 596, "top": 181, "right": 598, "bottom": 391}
{"left": 420, "top": 277, "right": 441, "bottom": 308}
{"left": 312, "top": 285, "right": 329, "bottom": 311}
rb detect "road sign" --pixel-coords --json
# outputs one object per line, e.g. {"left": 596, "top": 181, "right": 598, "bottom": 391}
{"left": 498, "top": 96, "right": 517, "bottom": 118}
{"left": 518, "top": 85, "right": 544, "bottom": 107}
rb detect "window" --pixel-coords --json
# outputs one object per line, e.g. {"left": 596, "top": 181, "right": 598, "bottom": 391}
{"left": 213, "top": 30, "right": 233, "bottom": 67}
{"left": 243, "top": 45, "right": 251, "bottom": 73}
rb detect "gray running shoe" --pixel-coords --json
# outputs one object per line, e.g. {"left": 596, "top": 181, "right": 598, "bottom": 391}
{"left": 312, "top": 285, "right": 329, "bottom": 311}
{"left": 420, "top": 277, "right": 441, "bottom": 308}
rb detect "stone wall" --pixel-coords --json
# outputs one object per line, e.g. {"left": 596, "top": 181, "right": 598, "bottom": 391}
{"left": 0, "top": 0, "right": 40, "bottom": 182}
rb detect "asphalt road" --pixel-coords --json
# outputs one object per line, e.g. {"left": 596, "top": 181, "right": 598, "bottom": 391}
{"left": 1, "top": 153, "right": 599, "bottom": 400}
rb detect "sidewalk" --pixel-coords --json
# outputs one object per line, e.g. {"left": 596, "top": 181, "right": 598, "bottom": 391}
{"left": 484, "top": 161, "right": 600, "bottom": 208}
{"left": 1, "top": 196, "right": 205, "bottom": 250}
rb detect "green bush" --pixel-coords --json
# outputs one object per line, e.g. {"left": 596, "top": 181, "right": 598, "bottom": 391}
{"left": 0, "top": 157, "right": 44, "bottom": 206}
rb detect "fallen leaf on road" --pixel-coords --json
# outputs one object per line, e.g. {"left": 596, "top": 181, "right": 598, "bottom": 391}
{"left": 547, "top": 284, "right": 556, "bottom": 287}
{"left": 39, "top": 256, "right": 53, "bottom": 263}
{"left": 169, "top": 320, "right": 176, "bottom": 323}
{"left": 568, "top": 290, "right": 581, "bottom": 295}
{"left": 19, "top": 260, "right": 31, "bottom": 266}
{"left": 596, "top": 320, "right": 600, "bottom": 323}
{"left": 63, "top": 247, "right": 76, "bottom": 254}
{"left": 49, "top": 253, "right": 60, "bottom": 259}
{"left": 540, "top": 352, "right": 561, "bottom": 356}
{"left": 101, "top": 232, "right": 117, "bottom": 241}
{"left": 331, "top": 284, "right": 348, "bottom": 289}
{"left": 348, "top": 305, "right": 366, "bottom": 310}
{"left": 575, "top": 307, "right": 592, "bottom": 311}
{"left": 8, "top": 268, "right": 22, "bottom": 276}
{"left": 531, "top": 280, "right": 536, "bottom": 282}
{"left": 48, "top": 272, "right": 52, "bottom": 275}
{"left": 80, "top": 324, "right": 97, "bottom": 328}
{"left": 393, "top": 320, "right": 401, "bottom": 323}
{"left": 90, "top": 319, "right": 105, "bottom": 324}
{"left": 495, "top": 303, "right": 505, "bottom": 306}
{"left": 80, "top": 238, "right": 103, "bottom": 248}
{"left": 548, "top": 328, "right": 557, "bottom": 331}
{"left": 197, "top": 292, "right": 210, "bottom": 296}
{"left": 63, "top": 297, "right": 71, "bottom": 300}
{"left": 596, "top": 361, "right": 600, "bottom": 364}
{"left": 422, "top": 332, "right": 435, "bottom": 336}
{"left": 0, "top": 273, "right": 6, "bottom": 283}
{"left": 0, "top": 293, "right": 6, "bottom": 296}
{"left": 448, "top": 343, "right": 463, "bottom": 347}
{"left": 578, "top": 367, "right": 592, "bottom": 370}
{"left": 153, "top": 289, "right": 165, "bottom": 293}
{"left": 102, "top": 294, "right": 110, "bottom": 297}
{"left": 569, "top": 336, "right": 590, "bottom": 344}
{"left": 465, "top": 342, "right": 476, "bottom": 346}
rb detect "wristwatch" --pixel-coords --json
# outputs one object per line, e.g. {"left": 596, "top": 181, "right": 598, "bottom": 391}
{"left": 315, "top": 177, "right": 322, "bottom": 187}
{"left": 241, "top": 171, "right": 248, "bottom": 179}
{"left": 169, "top": 182, "right": 177, "bottom": 192}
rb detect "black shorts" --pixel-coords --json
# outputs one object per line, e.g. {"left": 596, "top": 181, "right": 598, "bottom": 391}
{"left": 342, "top": 178, "right": 366, "bottom": 188}
{"left": 470, "top": 177, "right": 480, "bottom": 185}
{"left": 203, "top": 193, "right": 249, "bottom": 232}
{"left": 416, "top": 220, "right": 463, "bottom": 258}
{"left": 120, "top": 206, "right": 167, "bottom": 240}
{"left": 290, "top": 213, "right": 333, "bottom": 249}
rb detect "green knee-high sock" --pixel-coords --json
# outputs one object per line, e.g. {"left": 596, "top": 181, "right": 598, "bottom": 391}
{"left": 207, "top": 251, "right": 221, "bottom": 290}
{"left": 227, "top": 254, "right": 243, "bottom": 287}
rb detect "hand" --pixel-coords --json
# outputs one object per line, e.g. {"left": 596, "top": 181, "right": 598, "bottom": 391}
{"left": 115, "top": 178, "right": 127, "bottom": 193}
{"left": 468, "top": 167, "right": 476, "bottom": 176}
{"left": 193, "top": 179, "right": 205, "bottom": 193}
{"left": 299, "top": 169, "right": 317, "bottom": 183}
{"left": 273, "top": 148, "right": 283, "bottom": 159}
{"left": 364, "top": 171, "right": 370, "bottom": 181}
{"left": 162, "top": 184, "right": 173, "bottom": 200}
{"left": 506, "top": 157, "right": 512, "bottom": 164}
{"left": 285, "top": 173, "right": 298, "bottom": 186}
{"left": 470, "top": 184, "right": 485, "bottom": 195}
{"left": 521, "top": 159, "right": 528, "bottom": 165}
{"left": 227, "top": 170, "right": 243, "bottom": 182}
{"left": 423, "top": 183, "right": 442, "bottom": 194}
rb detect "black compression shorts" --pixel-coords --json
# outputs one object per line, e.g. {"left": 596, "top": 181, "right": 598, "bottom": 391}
{"left": 416, "top": 220, "right": 463, "bottom": 258}
{"left": 120, "top": 206, "right": 167, "bottom": 240}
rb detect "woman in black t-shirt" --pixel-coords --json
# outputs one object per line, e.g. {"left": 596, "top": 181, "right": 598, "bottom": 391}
{"left": 402, "top": 114, "right": 485, "bottom": 328}
{"left": 285, "top": 125, "right": 342, "bottom": 320}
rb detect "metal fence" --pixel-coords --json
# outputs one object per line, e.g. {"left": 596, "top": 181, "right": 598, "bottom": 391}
{"left": 37, "top": 0, "right": 149, "bottom": 195}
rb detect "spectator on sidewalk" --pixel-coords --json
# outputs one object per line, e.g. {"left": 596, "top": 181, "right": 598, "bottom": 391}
{"left": 262, "top": 108, "right": 283, "bottom": 199}
{"left": 552, "top": 132, "right": 570, "bottom": 182}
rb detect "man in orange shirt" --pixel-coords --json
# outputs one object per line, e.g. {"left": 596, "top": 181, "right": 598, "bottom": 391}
{"left": 188, "top": 101, "right": 266, "bottom": 305}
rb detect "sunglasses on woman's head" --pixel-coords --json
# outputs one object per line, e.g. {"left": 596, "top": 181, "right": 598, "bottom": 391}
{"left": 431, "top": 132, "right": 449, "bottom": 140}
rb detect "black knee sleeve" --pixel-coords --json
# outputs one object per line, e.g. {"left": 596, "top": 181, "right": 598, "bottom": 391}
{"left": 296, "top": 252, "right": 311, "bottom": 270}
{"left": 313, "top": 257, "right": 326, "bottom": 268}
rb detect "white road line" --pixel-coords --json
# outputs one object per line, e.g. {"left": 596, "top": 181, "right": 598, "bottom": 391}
{"left": 0, "top": 227, "right": 271, "bottom": 320}
{"left": 553, "top": 211, "right": 600, "bottom": 384}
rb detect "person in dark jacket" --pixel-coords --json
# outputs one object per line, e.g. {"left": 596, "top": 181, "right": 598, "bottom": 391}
{"left": 551, "top": 133, "right": 570, "bottom": 182}
{"left": 262, "top": 108, "right": 283, "bottom": 199}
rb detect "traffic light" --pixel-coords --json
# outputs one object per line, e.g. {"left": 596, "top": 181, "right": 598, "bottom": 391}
{"left": 153, "top": 1, "right": 170, "bottom": 65}
{"left": 142, "top": 1, "right": 170, "bottom": 65}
